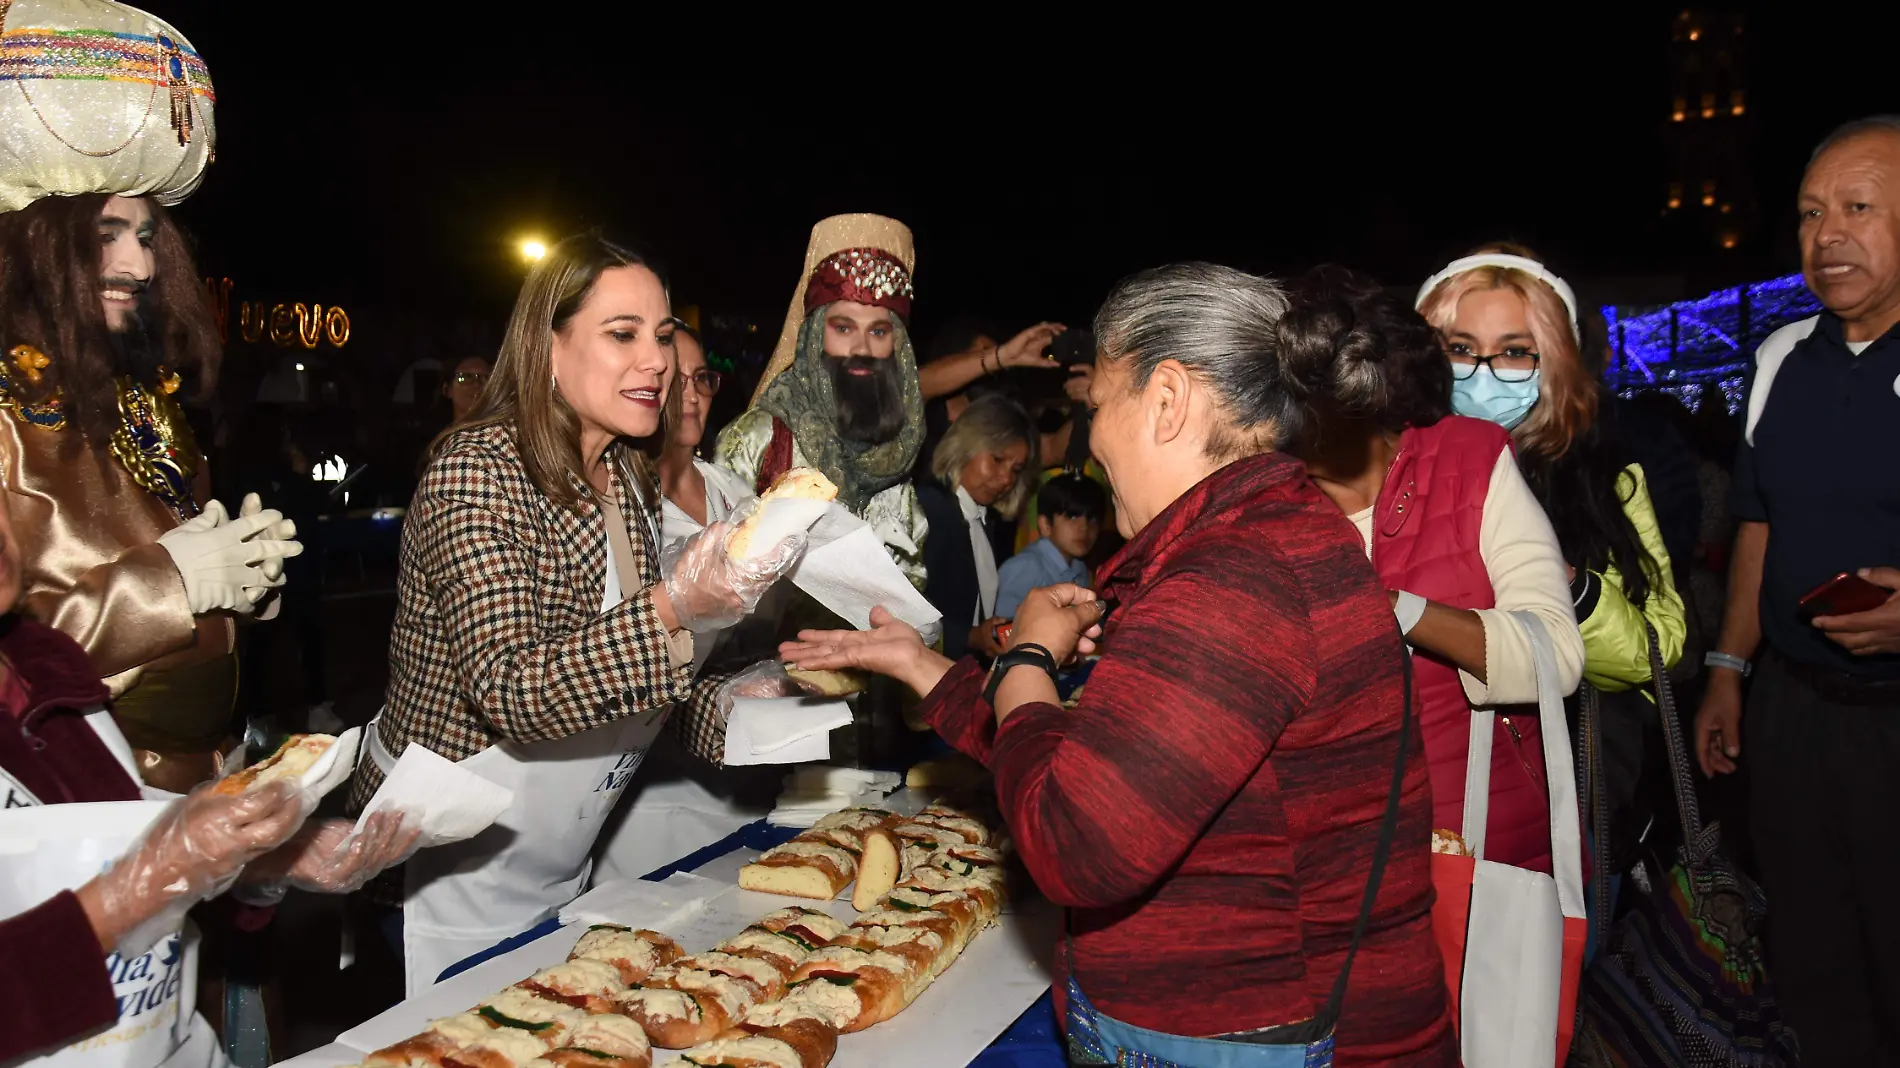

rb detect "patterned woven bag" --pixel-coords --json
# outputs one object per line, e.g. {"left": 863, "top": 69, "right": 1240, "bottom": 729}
{"left": 1571, "top": 625, "right": 1800, "bottom": 1067}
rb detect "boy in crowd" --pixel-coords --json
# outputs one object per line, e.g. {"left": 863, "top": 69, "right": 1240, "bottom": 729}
{"left": 994, "top": 473, "right": 1107, "bottom": 619}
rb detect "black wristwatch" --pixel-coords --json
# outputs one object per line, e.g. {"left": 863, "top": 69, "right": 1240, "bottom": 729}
{"left": 982, "top": 643, "right": 1060, "bottom": 706}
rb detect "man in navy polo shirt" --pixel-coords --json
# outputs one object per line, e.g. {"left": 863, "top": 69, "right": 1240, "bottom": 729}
{"left": 1696, "top": 115, "right": 1900, "bottom": 1064}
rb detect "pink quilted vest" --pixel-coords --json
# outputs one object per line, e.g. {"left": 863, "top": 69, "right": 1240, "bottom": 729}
{"left": 1371, "top": 417, "right": 1552, "bottom": 873}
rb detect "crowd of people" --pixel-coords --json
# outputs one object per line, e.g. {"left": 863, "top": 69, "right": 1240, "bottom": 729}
{"left": 2, "top": 7, "right": 1899, "bottom": 1068}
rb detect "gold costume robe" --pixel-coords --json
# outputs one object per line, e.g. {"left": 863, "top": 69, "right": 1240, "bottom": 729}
{"left": 0, "top": 408, "right": 236, "bottom": 792}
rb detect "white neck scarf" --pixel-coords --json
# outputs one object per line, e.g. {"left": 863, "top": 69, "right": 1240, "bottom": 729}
{"left": 956, "top": 485, "right": 998, "bottom": 623}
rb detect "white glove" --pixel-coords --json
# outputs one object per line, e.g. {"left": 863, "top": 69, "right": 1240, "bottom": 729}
{"left": 158, "top": 494, "right": 304, "bottom": 615}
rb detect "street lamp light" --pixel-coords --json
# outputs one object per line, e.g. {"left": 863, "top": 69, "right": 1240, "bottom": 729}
{"left": 519, "top": 238, "right": 548, "bottom": 263}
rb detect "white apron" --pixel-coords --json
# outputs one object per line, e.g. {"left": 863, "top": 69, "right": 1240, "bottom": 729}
{"left": 0, "top": 713, "right": 225, "bottom": 1068}
{"left": 593, "top": 461, "right": 772, "bottom": 885}
{"left": 381, "top": 498, "right": 671, "bottom": 996}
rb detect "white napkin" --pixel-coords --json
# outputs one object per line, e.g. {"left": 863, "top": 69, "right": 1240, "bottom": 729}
{"left": 783, "top": 765, "right": 903, "bottom": 795}
{"left": 789, "top": 505, "right": 942, "bottom": 638}
{"left": 732, "top": 496, "right": 830, "bottom": 560}
{"left": 722, "top": 696, "right": 853, "bottom": 767}
{"left": 558, "top": 871, "right": 723, "bottom": 927}
{"left": 352, "top": 743, "right": 514, "bottom": 848}
{"left": 765, "top": 765, "right": 903, "bottom": 827}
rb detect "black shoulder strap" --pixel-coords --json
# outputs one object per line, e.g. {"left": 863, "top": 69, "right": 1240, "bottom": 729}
{"left": 1067, "top": 645, "right": 1416, "bottom": 1047}
{"left": 1303, "top": 646, "right": 1414, "bottom": 1034}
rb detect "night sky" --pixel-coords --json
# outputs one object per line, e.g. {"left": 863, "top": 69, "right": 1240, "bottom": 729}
{"left": 142, "top": 3, "right": 1900, "bottom": 361}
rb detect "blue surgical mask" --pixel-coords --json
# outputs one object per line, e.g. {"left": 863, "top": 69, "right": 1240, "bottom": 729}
{"left": 1450, "top": 365, "right": 1542, "bottom": 429}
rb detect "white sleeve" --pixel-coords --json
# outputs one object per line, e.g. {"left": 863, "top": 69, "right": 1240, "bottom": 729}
{"left": 1461, "top": 446, "right": 1586, "bottom": 707}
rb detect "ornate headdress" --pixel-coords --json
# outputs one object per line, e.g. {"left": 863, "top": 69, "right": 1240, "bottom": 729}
{"left": 752, "top": 213, "right": 916, "bottom": 404}
{"left": 0, "top": 0, "right": 217, "bottom": 214}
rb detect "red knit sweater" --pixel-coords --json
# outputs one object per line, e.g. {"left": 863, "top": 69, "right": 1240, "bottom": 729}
{"left": 920, "top": 452, "right": 1455, "bottom": 1067}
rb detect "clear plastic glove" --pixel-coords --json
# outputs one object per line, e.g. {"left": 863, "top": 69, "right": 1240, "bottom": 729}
{"left": 157, "top": 494, "right": 304, "bottom": 615}
{"left": 662, "top": 508, "right": 806, "bottom": 634}
{"left": 244, "top": 812, "right": 422, "bottom": 896}
{"left": 82, "top": 779, "right": 307, "bottom": 956}
{"left": 714, "top": 661, "right": 820, "bottom": 722}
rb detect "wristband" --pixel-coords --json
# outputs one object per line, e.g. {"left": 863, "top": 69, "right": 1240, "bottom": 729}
{"left": 1704, "top": 651, "right": 1752, "bottom": 677}
{"left": 982, "top": 642, "right": 1059, "bottom": 706}
{"left": 1394, "top": 590, "right": 1427, "bottom": 635}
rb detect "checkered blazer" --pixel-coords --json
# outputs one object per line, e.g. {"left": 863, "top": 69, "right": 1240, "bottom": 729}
{"left": 346, "top": 422, "right": 730, "bottom": 809}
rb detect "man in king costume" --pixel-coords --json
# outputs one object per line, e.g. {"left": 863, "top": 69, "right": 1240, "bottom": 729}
{"left": 0, "top": 0, "right": 302, "bottom": 794}
{"left": 715, "top": 213, "right": 930, "bottom": 589}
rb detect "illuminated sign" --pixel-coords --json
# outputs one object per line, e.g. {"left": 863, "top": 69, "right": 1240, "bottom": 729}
{"left": 202, "top": 276, "right": 352, "bottom": 349}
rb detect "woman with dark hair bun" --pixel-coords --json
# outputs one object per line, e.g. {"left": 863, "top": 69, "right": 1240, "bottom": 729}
{"left": 1281, "top": 264, "right": 1585, "bottom": 875}
{"left": 785, "top": 263, "right": 1456, "bottom": 1066}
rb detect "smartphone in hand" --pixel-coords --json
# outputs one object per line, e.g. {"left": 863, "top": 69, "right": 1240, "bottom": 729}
{"left": 1797, "top": 572, "right": 1891, "bottom": 622}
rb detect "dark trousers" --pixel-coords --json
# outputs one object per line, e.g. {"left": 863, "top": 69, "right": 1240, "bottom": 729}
{"left": 1746, "top": 653, "right": 1900, "bottom": 1067}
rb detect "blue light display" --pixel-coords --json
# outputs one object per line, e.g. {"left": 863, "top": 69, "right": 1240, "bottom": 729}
{"left": 1603, "top": 272, "right": 1821, "bottom": 412}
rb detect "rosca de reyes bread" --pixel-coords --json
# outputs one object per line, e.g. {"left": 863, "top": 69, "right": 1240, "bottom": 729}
{"left": 616, "top": 907, "right": 845, "bottom": 1051}
{"left": 366, "top": 799, "right": 1009, "bottom": 1068}
{"left": 212, "top": 733, "right": 335, "bottom": 796}
{"left": 737, "top": 807, "right": 894, "bottom": 901}
{"left": 783, "top": 850, "right": 1006, "bottom": 1032}
{"left": 783, "top": 666, "right": 867, "bottom": 698}
{"left": 726, "top": 466, "right": 837, "bottom": 560}
{"left": 848, "top": 826, "right": 901, "bottom": 911}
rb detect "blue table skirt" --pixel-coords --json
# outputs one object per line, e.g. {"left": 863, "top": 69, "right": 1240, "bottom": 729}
{"left": 437, "top": 818, "right": 1064, "bottom": 1068}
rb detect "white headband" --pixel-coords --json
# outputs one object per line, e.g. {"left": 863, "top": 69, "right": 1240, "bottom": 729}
{"left": 1415, "top": 253, "right": 1581, "bottom": 341}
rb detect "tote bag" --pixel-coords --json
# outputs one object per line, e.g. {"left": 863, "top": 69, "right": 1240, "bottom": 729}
{"left": 1431, "top": 612, "right": 1590, "bottom": 1067}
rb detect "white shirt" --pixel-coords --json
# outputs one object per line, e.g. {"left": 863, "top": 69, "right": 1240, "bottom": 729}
{"left": 661, "top": 459, "right": 756, "bottom": 548}
{"left": 956, "top": 485, "right": 999, "bottom": 624}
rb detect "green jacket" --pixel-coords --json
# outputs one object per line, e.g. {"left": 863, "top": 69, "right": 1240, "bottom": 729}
{"left": 1579, "top": 464, "right": 1686, "bottom": 692}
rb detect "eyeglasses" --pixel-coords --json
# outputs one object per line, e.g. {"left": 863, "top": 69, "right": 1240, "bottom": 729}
{"left": 450, "top": 371, "right": 489, "bottom": 385}
{"left": 1445, "top": 344, "right": 1540, "bottom": 383}
{"left": 685, "top": 369, "right": 722, "bottom": 395}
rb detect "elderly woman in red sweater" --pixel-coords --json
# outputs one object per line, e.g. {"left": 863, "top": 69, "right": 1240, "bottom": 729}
{"left": 784, "top": 263, "right": 1455, "bottom": 1067}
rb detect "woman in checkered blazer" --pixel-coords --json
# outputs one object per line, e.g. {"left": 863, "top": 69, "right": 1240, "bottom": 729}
{"left": 345, "top": 233, "right": 804, "bottom": 993}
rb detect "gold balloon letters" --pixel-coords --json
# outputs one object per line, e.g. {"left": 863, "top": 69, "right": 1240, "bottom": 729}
{"left": 238, "top": 300, "right": 350, "bottom": 349}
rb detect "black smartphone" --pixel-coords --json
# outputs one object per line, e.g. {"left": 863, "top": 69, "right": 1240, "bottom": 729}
{"left": 1049, "top": 327, "right": 1096, "bottom": 367}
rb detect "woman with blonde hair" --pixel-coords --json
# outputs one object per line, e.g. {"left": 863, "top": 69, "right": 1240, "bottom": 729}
{"left": 1417, "top": 245, "right": 1686, "bottom": 941}
{"left": 345, "top": 232, "right": 803, "bottom": 993}
{"left": 918, "top": 394, "right": 1038, "bottom": 661}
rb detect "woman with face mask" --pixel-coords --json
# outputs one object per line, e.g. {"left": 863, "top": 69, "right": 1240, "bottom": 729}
{"left": 1417, "top": 247, "right": 1688, "bottom": 943}
{"left": 1280, "top": 265, "right": 1584, "bottom": 875}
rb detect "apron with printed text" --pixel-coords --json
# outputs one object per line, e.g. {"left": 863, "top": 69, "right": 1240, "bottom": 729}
{"left": 380, "top": 500, "right": 670, "bottom": 995}
{"left": 0, "top": 714, "right": 224, "bottom": 1068}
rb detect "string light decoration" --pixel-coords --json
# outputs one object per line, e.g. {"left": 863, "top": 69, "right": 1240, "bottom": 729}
{"left": 1605, "top": 272, "right": 1822, "bottom": 412}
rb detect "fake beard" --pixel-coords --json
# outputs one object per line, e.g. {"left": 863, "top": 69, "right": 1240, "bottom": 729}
{"left": 828, "top": 354, "right": 905, "bottom": 445}
{"left": 106, "top": 304, "right": 170, "bottom": 386}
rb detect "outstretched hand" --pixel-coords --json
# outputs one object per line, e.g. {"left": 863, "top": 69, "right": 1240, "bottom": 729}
{"left": 780, "top": 606, "right": 953, "bottom": 698}
{"left": 997, "top": 322, "right": 1066, "bottom": 369}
